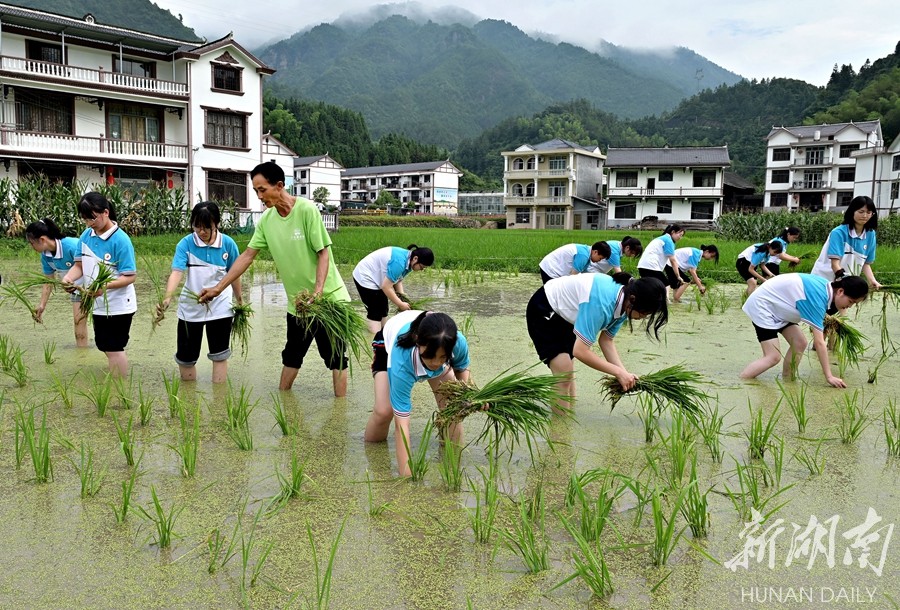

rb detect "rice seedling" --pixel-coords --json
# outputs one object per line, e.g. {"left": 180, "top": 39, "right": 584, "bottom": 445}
{"left": 744, "top": 400, "right": 780, "bottom": 459}
{"left": 112, "top": 369, "right": 136, "bottom": 410}
{"left": 636, "top": 393, "right": 660, "bottom": 443}
{"left": 0, "top": 334, "right": 10, "bottom": 370}
{"left": 500, "top": 491, "right": 550, "bottom": 572}
{"left": 836, "top": 390, "right": 872, "bottom": 444}
{"left": 15, "top": 404, "right": 53, "bottom": 483}
{"left": 437, "top": 439, "right": 464, "bottom": 492}
{"left": 564, "top": 468, "right": 608, "bottom": 510}
{"left": 137, "top": 379, "right": 155, "bottom": 426}
{"left": 365, "top": 469, "right": 392, "bottom": 517}
{"left": 111, "top": 453, "right": 142, "bottom": 523}
{"left": 240, "top": 511, "right": 275, "bottom": 591}
{"left": 293, "top": 289, "right": 369, "bottom": 373}
{"left": 142, "top": 256, "right": 168, "bottom": 331}
{"left": 650, "top": 485, "right": 688, "bottom": 566}
{"left": 12, "top": 400, "right": 26, "bottom": 470}
{"left": 885, "top": 401, "right": 900, "bottom": 457}
{"left": 268, "top": 391, "right": 296, "bottom": 436}
{"left": 224, "top": 382, "right": 257, "bottom": 451}
{"left": 169, "top": 404, "right": 201, "bottom": 477}
{"left": 792, "top": 439, "right": 826, "bottom": 476}
{"left": 397, "top": 293, "right": 435, "bottom": 312}
{"left": 723, "top": 458, "right": 794, "bottom": 522}
{"left": 78, "top": 263, "right": 116, "bottom": 317}
{"left": 207, "top": 496, "right": 247, "bottom": 574}
{"left": 301, "top": 517, "right": 346, "bottom": 610}
{"left": 112, "top": 412, "right": 137, "bottom": 466}
{"left": 137, "top": 485, "right": 183, "bottom": 549}
{"left": 786, "top": 251, "right": 815, "bottom": 270}
{"left": 50, "top": 372, "right": 77, "bottom": 409}
{"left": 823, "top": 315, "right": 867, "bottom": 373}
{"left": 2, "top": 345, "right": 28, "bottom": 387}
{"left": 525, "top": 475, "right": 545, "bottom": 522}
{"left": 552, "top": 515, "right": 614, "bottom": 599}
{"left": 467, "top": 459, "right": 500, "bottom": 544}
{"left": 574, "top": 473, "right": 623, "bottom": 542}
{"left": 867, "top": 349, "right": 896, "bottom": 384}
{"left": 434, "top": 368, "right": 567, "bottom": 460}
{"left": 680, "top": 456, "right": 710, "bottom": 538}
{"left": 763, "top": 435, "right": 786, "bottom": 489}
{"left": 269, "top": 450, "right": 308, "bottom": 510}
{"left": 886, "top": 398, "right": 900, "bottom": 429}
{"left": 600, "top": 364, "right": 710, "bottom": 418}
{"left": 459, "top": 312, "right": 476, "bottom": 336}
{"left": 776, "top": 379, "right": 810, "bottom": 434}
{"left": 161, "top": 370, "right": 181, "bottom": 419}
{"left": 42, "top": 340, "right": 56, "bottom": 365}
{"left": 231, "top": 303, "right": 254, "bottom": 358}
{"left": 658, "top": 410, "right": 695, "bottom": 488}
{"left": 0, "top": 279, "right": 41, "bottom": 322}
{"left": 69, "top": 441, "right": 106, "bottom": 498}
{"left": 693, "top": 402, "right": 727, "bottom": 463}
{"left": 80, "top": 371, "right": 114, "bottom": 417}
{"left": 399, "top": 419, "right": 433, "bottom": 482}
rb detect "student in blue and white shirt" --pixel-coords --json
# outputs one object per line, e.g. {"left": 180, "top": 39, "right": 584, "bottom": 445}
{"left": 736, "top": 240, "right": 783, "bottom": 296}
{"left": 669, "top": 244, "right": 719, "bottom": 303}
{"left": 764, "top": 227, "right": 801, "bottom": 276}
{"left": 637, "top": 225, "right": 685, "bottom": 291}
{"left": 741, "top": 274, "right": 868, "bottom": 387}
{"left": 352, "top": 244, "right": 433, "bottom": 333}
{"left": 526, "top": 272, "right": 668, "bottom": 411}
{"left": 62, "top": 193, "right": 137, "bottom": 377}
{"left": 812, "top": 196, "right": 881, "bottom": 290}
{"left": 365, "top": 310, "right": 470, "bottom": 477}
{"left": 26, "top": 218, "right": 87, "bottom": 346}
{"left": 539, "top": 241, "right": 611, "bottom": 284}
{"left": 156, "top": 202, "right": 242, "bottom": 383}
{"left": 594, "top": 237, "right": 643, "bottom": 274}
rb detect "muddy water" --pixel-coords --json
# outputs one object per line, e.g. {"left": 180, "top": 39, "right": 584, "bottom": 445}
{"left": 0, "top": 266, "right": 898, "bottom": 609}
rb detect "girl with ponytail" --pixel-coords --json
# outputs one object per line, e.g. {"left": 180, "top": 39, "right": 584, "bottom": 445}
{"left": 353, "top": 244, "right": 434, "bottom": 332}
{"left": 736, "top": 240, "right": 783, "bottom": 296}
{"left": 765, "top": 226, "right": 801, "bottom": 275}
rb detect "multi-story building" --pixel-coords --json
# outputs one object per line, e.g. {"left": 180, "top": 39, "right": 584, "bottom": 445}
{"left": 502, "top": 139, "right": 605, "bottom": 230}
{"left": 340, "top": 160, "right": 462, "bottom": 214}
{"left": 605, "top": 146, "right": 730, "bottom": 228}
{"left": 851, "top": 131, "right": 900, "bottom": 215}
{"left": 0, "top": 4, "right": 273, "bottom": 210}
{"left": 293, "top": 154, "right": 343, "bottom": 208}
{"left": 764, "top": 120, "right": 882, "bottom": 212}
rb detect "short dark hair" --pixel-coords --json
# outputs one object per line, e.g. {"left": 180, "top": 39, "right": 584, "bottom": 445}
{"left": 407, "top": 244, "right": 434, "bottom": 266}
{"left": 831, "top": 275, "right": 869, "bottom": 300}
{"left": 190, "top": 201, "right": 222, "bottom": 229}
{"left": 250, "top": 162, "right": 285, "bottom": 186}
{"left": 592, "top": 241, "right": 612, "bottom": 259}
{"left": 78, "top": 192, "right": 116, "bottom": 221}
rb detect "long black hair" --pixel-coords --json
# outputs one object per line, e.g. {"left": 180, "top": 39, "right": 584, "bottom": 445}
{"left": 830, "top": 276, "right": 869, "bottom": 301}
{"left": 612, "top": 272, "right": 668, "bottom": 340}
{"left": 77, "top": 192, "right": 117, "bottom": 221}
{"left": 662, "top": 224, "right": 683, "bottom": 236}
{"left": 842, "top": 196, "right": 877, "bottom": 231}
{"left": 778, "top": 226, "right": 800, "bottom": 241}
{"left": 756, "top": 240, "right": 783, "bottom": 255}
{"left": 621, "top": 236, "right": 643, "bottom": 256}
{"left": 700, "top": 244, "right": 719, "bottom": 264}
{"left": 397, "top": 312, "right": 457, "bottom": 359}
{"left": 25, "top": 218, "right": 65, "bottom": 241}
{"left": 407, "top": 244, "right": 434, "bottom": 266}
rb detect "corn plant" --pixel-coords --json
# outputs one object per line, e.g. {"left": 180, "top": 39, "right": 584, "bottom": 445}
{"left": 776, "top": 379, "right": 810, "bottom": 434}
{"left": 111, "top": 453, "right": 143, "bottom": 523}
{"left": 69, "top": 441, "right": 106, "bottom": 498}
{"left": 500, "top": 491, "right": 549, "bottom": 572}
{"left": 836, "top": 390, "right": 872, "bottom": 444}
{"left": 80, "top": 371, "right": 114, "bottom": 417}
{"left": 170, "top": 404, "right": 201, "bottom": 477}
{"left": 365, "top": 469, "right": 392, "bottom": 517}
{"left": 468, "top": 459, "right": 500, "bottom": 544}
{"left": 792, "top": 439, "right": 826, "bottom": 476}
{"left": 399, "top": 420, "right": 433, "bottom": 483}
{"left": 437, "top": 439, "right": 465, "bottom": 493}
{"left": 162, "top": 371, "right": 181, "bottom": 419}
{"left": 50, "top": 372, "right": 77, "bottom": 409}
{"left": 268, "top": 391, "right": 296, "bottom": 436}
{"left": 744, "top": 400, "right": 780, "bottom": 459}
{"left": 552, "top": 515, "right": 614, "bottom": 599}
{"left": 42, "top": 341, "right": 56, "bottom": 365}
{"left": 680, "top": 456, "right": 710, "bottom": 538}
{"left": 137, "top": 486, "right": 183, "bottom": 549}
{"left": 224, "top": 382, "right": 256, "bottom": 451}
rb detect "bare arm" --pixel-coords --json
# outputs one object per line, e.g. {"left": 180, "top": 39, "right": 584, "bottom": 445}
{"left": 156, "top": 269, "right": 184, "bottom": 318}
{"left": 778, "top": 252, "right": 801, "bottom": 264}
{"left": 394, "top": 415, "right": 412, "bottom": 478}
{"left": 233, "top": 275, "right": 243, "bottom": 306}
{"left": 862, "top": 263, "right": 881, "bottom": 290}
{"left": 812, "top": 328, "right": 845, "bottom": 388}
{"left": 748, "top": 263, "right": 769, "bottom": 282}
{"left": 574, "top": 337, "right": 636, "bottom": 390}
{"left": 381, "top": 276, "right": 410, "bottom": 310}
{"left": 314, "top": 247, "right": 329, "bottom": 296}
{"left": 689, "top": 268, "right": 705, "bottom": 293}
{"left": 62, "top": 260, "right": 84, "bottom": 286}
{"left": 34, "top": 276, "right": 55, "bottom": 322}
{"left": 667, "top": 255, "right": 682, "bottom": 282}
{"left": 199, "top": 247, "right": 258, "bottom": 302}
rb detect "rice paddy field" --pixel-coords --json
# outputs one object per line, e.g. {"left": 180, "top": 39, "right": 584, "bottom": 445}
{"left": 0, "top": 237, "right": 899, "bottom": 609}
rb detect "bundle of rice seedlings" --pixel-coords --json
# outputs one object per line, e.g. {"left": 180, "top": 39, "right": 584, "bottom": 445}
{"left": 78, "top": 264, "right": 116, "bottom": 317}
{"left": 293, "top": 289, "right": 368, "bottom": 370}
{"left": 231, "top": 303, "right": 254, "bottom": 358}
{"left": 787, "top": 251, "right": 815, "bottom": 270}
{"left": 142, "top": 257, "right": 167, "bottom": 330}
{"left": 823, "top": 315, "right": 867, "bottom": 369}
{"left": 599, "top": 364, "right": 710, "bottom": 417}
{"left": 397, "top": 293, "right": 435, "bottom": 311}
{"left": 0, "top": 280, "right": 41, "bottom": 323}
{"left": 434, "top": 368, "right": 569, "bottom": 456}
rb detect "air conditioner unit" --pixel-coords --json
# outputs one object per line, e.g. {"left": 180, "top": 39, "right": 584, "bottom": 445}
{"left": 538, "top": 156, "right": 545, "bottom": 163}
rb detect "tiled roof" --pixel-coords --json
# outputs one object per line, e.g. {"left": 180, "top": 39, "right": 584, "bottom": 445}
{"left": 342, "top": 160, "right": 459, "bottom": 177}
{"left": 765, "top": 120, "right": 881, "bottom": 140}
{"left": 605, "top": 146, "right": 730, "bottom": 167}
{"left": 531, "top": 138, "right": 600, "bottom": 153}
{"left": 294, "top": 155, "right": 327, "bottom": 166}
{"left": 724, "top": 171, "right": 755, "bottom": 190}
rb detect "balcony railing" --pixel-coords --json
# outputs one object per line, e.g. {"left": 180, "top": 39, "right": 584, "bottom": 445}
{"left": 0, "top": 129, "right": 188, "bottom": 162}
{"left": 0, "top": 55, "right": 189, "bottom": 97}
{"left": 791, "top": 155, "right": 832, "bottom": 167}
{"left": 792, "top": 180, "right": 831, "bottom": 190}
{"left": 504, "top": 196, "right": 570, "bottom": 206}
{"left": 606, "top": 186, "right": 722, "bottom": 197}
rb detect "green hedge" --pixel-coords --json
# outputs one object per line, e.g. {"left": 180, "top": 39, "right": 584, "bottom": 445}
{"left": 715, "top": 211, "right": 900, "bottom": 247}
{"left": 338, "top": 215, "right": 486, "bottom": 228}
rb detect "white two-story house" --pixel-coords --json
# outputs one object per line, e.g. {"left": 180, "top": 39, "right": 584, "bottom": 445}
{"left": 294, "top": 154, "right": 343, "bottom": 209}
{"left": 851, "top": 131, "right": 900, "bottom": 215}
{"left": 605, "top": 146, "right": 729, "bottom": 228}
{"left": 0, "top": 3, "right": 273, "bottom": 210}
{"left": 341, "top": 160, "right": 462, "bottom": 214}
{"left": 764, "top": 120, "right": 882, "bottom": 212}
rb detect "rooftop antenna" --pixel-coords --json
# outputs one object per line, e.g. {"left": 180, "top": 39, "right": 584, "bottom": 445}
{"left": 695, "top": 68, "right": 704, "bottom": 92}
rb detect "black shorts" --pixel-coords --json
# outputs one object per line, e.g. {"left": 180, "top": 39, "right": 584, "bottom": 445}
{"left": 736, "top": 258, "right": 756, "bottom": 281}
{"left": 175, "top": 316, "right": 233, "bottom": 366}
{"left": 753, "top": 322, "right": 796, "bottom": 343}
{"left": 765, "top": 262, "right": 781, "bottom": 276}
{"left": 638, "top": 268, "right": 668, "bottom": 286}
{"left": 663, "top": 265, "right": 689, "bottom": 289}
{"left": 539, "top": 269, "right": 554, "bottom": 285}
{"left": 283, "top": 313, "right": 348, "bottom": 371}
{"left": 354, "top": 279, "right": 389, "bottom": 322}
{"left": 93, "top": 313, "right": 134, "bottom": 352}
{"left": 371, "top": 331, "right": 387, "bottom": 375}
{"left": 526, "top": 287, "right": 576, "bottom": 364}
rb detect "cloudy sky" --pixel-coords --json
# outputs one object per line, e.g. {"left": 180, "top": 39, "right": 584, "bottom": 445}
{"left": 151, "top": 0, "right": 898, "bottom": 86}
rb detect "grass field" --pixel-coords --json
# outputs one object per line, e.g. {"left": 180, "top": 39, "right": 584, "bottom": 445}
{"left": 2, "top": 226, "right": 898, "bottom": 282}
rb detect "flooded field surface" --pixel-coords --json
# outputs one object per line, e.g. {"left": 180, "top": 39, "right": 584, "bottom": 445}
{"left": 0, "top": 264, "right": 898, "bottom": 609}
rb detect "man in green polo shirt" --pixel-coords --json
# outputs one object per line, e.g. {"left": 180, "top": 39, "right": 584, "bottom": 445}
{"left": 199, "top": 162, "right": 350, "bottom": 395}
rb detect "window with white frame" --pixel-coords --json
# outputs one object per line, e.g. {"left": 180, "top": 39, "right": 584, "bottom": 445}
{"left": 771, "top": 169, "right": 789, "bottom": 184}
{"left": 108, "top": 103, "right": 159, "bottom": 142}
{"left": 614, "top": 201, "right": 636, "bottom": 219}
{"left": 656, "top": 200, "right": 672, "bottom": 214}
{"left": 512, "top": 183, "right": 523, "bottom": 196}
{"left": 772, "top": 148, "right": 790, "bottom": 162}
{"left": 839, "top": 144, "right": 860, "bottom": 158}
{"left": 549, "top": 156, "right": 566, "bottom": 170}
{"left": 526, "top": 157, "right": 536, "bottom": 170}
{"left": 526, "top": 183, "right": 535, "bottom": 197}
{"left": 615, "top": 171, "right": 638, "bottom": 187}
{"left": 548, "top": 180, "right": 566, "bottom": 198}
{"left": 691, "top": 201, "right": 714, "bottom": 220}
{"left": 113, "top": 56, "right": 156, "bottom": 78}
{"left": 515, "top": 207, "right": 530, "bottom": 223}
{"left": 770, "top": 193, "right": 788, "bottom": 207}
{"left": 513, "top": 158, "right": 524, "bottom": 170}
{"left": 893, "top": 155, "right": 900, "bottom": 171}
